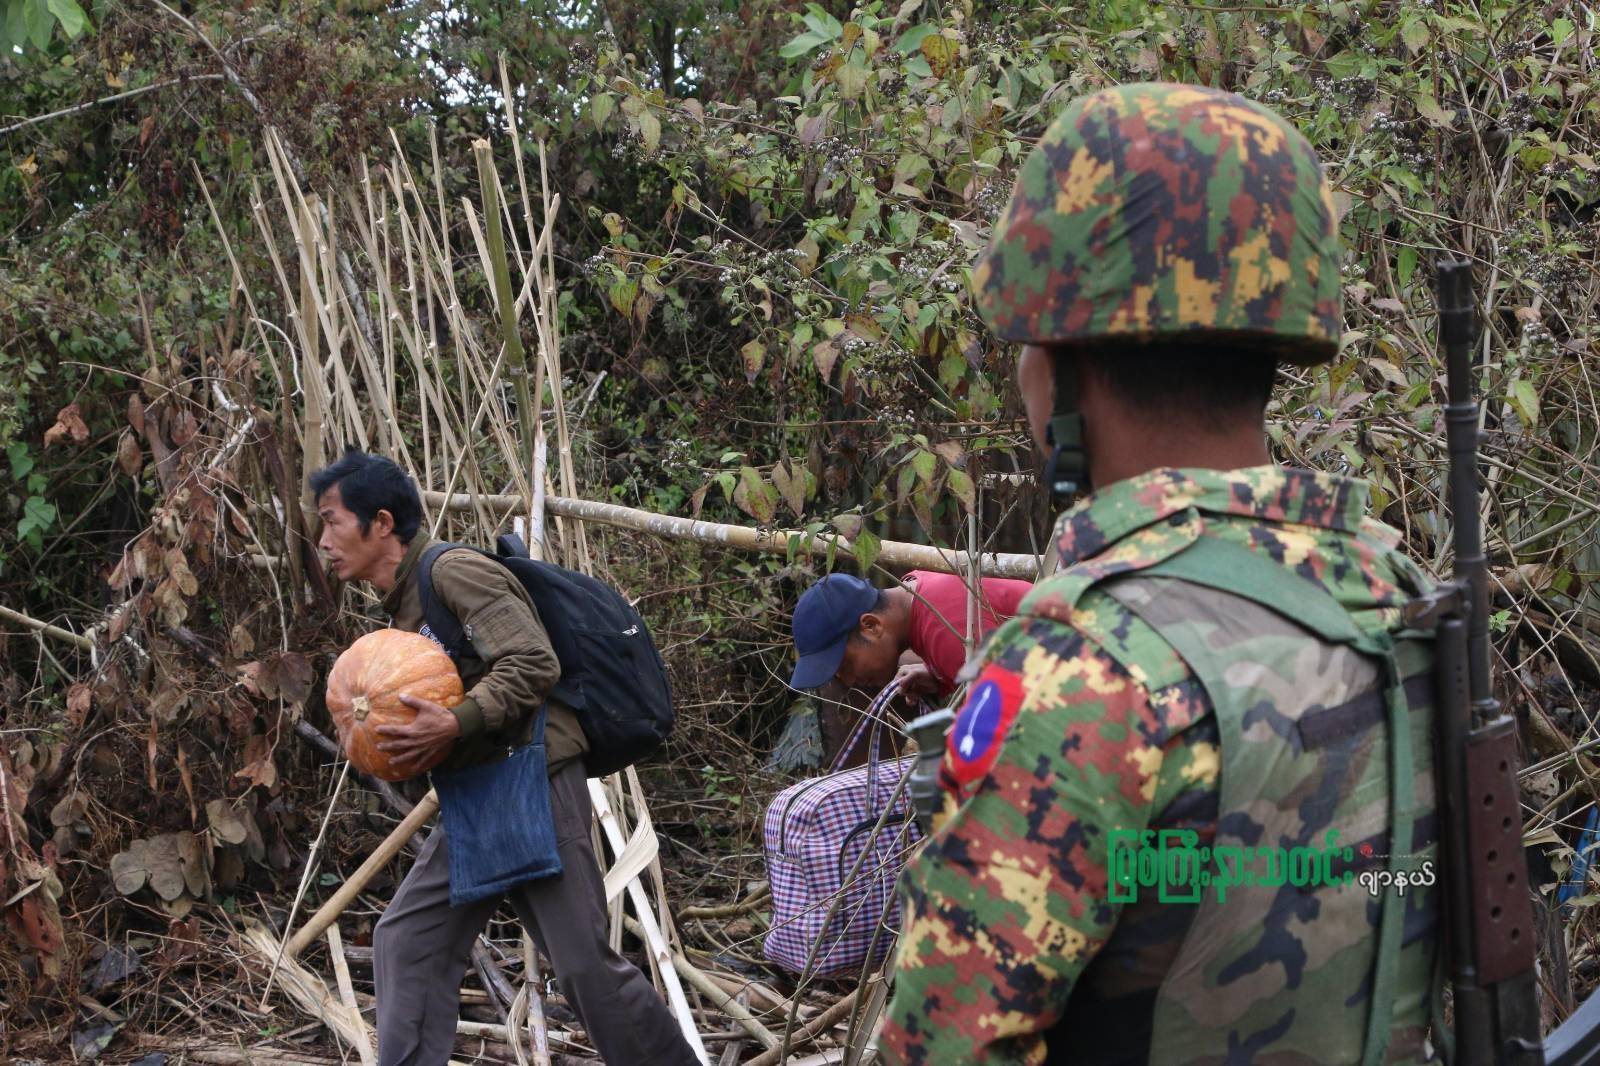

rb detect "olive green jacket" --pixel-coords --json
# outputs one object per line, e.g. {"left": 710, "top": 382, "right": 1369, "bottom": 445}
{"left": 381, "top": 536, "right": 589, "bottom": 774}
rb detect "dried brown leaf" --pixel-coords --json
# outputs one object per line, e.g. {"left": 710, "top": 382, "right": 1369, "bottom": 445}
{"left": 44, "top": 403, "right": 89, "bottom": 448}
{"left": 117, "top": 433, "right": 143, "bottom": 476}
{"left": 206, "top": 799, "right": 249, "bottom": 846}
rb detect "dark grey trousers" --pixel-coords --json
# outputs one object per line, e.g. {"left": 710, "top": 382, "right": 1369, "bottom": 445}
{"left": 373, "top": 760, "right": 700, "bottom": 1066}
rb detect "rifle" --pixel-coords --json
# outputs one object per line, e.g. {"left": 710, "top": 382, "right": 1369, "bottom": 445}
{"left": 907, "top": 708, "right": 954, "bottom": 835}
{"left": 1407, "top": 260, "right": 1545, "bottom": 1064}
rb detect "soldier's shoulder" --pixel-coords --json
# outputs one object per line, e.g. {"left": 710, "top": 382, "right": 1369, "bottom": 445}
{"left": 983, "top": 588, "right": 1199, "bottom": 728}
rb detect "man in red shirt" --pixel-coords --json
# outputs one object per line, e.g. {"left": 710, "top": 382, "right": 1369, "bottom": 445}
{"left": 789, "top": 571, "right": 1032, "bottom": 701}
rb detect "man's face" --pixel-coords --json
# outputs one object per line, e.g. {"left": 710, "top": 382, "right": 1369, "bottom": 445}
{"left": 316, "top": 485, "right": 391, "bottom": 585}
{"left": 1017, "top": 344, "right": 1057, "bottom": 455}
{"left": 833, "top": 614, "right": 901, "bottom": 692}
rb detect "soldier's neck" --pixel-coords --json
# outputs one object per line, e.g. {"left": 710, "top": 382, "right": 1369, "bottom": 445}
{"left": 1085, "top": 414, "right": 1272, "bottom": 490}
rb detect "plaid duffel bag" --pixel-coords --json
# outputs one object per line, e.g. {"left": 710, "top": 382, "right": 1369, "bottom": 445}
{"left": 763, "top": 680, "right": 925, "bottom": 978}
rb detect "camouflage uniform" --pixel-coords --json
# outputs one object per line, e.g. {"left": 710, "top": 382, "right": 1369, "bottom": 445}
{"left": 879, "top": 466, "right": 1441, "bottom": 1063}
{"left": 879, "top": 85, "right": 1442, "bottom": 1064}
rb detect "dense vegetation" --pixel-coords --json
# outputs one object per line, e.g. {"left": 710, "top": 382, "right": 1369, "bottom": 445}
{"left": 3, "top": 0, "right": 1599, "bottom": 1051}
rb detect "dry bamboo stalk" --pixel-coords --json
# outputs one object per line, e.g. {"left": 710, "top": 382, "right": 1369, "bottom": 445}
{"left": 243, "top": 920, "right": 375, "bottom": 1054}
{"left": 842, "top": 977, "right": 891, "bottom": 1066}
{"left": 0, "top": 604, "right": 94, "bottom": 650}
{"left": 620, "top": 916, "right": 780, "bottom": 1051}
{"left": 285, "top": 790, "right": 439, "bottom": 958}
{"left": 678, "top": 885, "right": 772, "bottom": 920}
{"left": 422, "top": 490, "right": 1040, "bottom": 578}
{"left": 263, "top": 759, "right": 351, "bottom": 1006}
{"left": 744, "top": 988, "right": 861, "bottom": 1066}
{"left": 701, "top": 971, "right": 795, "bottom": 1018}
{"left": 325, "top": 924, "right": 376, "bottom": 1066}
{"left": 134, "top": 1038, "right": 342, "bottom": 1066}
{"left": 513, "top": 931, "right": 553, "bottom": 1066}
{"left": 589, "top": 780, "right": 710, "bottom": 1064}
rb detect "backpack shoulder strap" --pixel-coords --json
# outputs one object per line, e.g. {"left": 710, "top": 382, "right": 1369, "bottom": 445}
{"left": 1136, "top": 535, "right": 1382, "bottom": 653}
{"left": 1127, "top": 535, "right": 1415, "bottom": 1066}
{"left": 417, "top": 542, "right": 473, "bottom": 661}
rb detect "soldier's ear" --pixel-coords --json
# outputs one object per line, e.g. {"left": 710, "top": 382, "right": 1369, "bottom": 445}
{"left": 858, "top": 612, "right": 885, "bottom": 640}
{"left": 370, "top": 508, "right": 395, "bottom": 538}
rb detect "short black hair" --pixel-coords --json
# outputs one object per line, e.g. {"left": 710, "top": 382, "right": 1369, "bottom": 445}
{"left": 308, "top": 449, "right": 424, "bottom": 544}
{"left": 1055, "top": 335, "right": 1280, "bottom": 421}
{"left": 848, "top": 588, "right": 895, "bottom": 642}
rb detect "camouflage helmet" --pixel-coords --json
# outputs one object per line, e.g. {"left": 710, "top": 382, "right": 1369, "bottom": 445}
{"left": 972, "top": 82, "right": 1343, "bottom": 365}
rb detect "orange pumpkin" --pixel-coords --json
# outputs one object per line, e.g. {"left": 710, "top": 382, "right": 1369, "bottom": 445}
{"left": 326, "top": 629, "right": 465, "bottom": 781}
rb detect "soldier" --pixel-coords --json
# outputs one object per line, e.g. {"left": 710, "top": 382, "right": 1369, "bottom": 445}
{"left": 878, "top": 84, "right": 1442, "bottom": 1063}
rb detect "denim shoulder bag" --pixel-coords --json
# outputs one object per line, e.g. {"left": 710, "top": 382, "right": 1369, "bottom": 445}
{"left": 429, "top": 704, "right": 563, "bottom": 907}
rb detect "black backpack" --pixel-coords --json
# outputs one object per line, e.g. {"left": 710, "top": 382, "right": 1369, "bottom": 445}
{"left": 417, "top": 534, "right": 675, "bottom": 776}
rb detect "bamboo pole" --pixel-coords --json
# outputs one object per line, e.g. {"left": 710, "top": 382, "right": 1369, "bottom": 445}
{"left": 0, "top": 604, "right": 94, "bottom": 650}
{"left": 325, "top": 924, "right": 376, "bottom": 1066}
{"left": 621, "top": 916, "right": 780, "bottom": 1052}
{"left": 285, "top": 790, "right": 439, "bottom": 958}
{"left": 744, "top": 989, "right": 861, "bottom": 1066}
{"left": 588, "top": 780, "right": 709, "bottom": 1064}
{"left": 422, "top": 490, "right": 1040, "bottom": 578}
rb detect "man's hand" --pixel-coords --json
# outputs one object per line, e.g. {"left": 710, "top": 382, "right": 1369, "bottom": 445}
{"left": 893, "top": 662, "right": 941, "bottom": 701}
{"left": 375, "top": 694, "right": 462, "bottom": 776}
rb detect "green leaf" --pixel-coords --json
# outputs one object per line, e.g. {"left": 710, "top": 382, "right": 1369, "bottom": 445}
{"left": 895, "top": 461, "right": 917, "bottom": 501}
{"left": 638, "top": 111, "right": 661, "bottom": 154}
{"left": 608, "top": 277, "right": 638, "bottom": 318}
{"left": 18, "top": 494, "right": 56, "bottom": 547}
{"left": 910, "top": 485, "right": 934, "bottom": 530}
{"left": 853, "top": 528, "right": 881, "bottom": 573}
{"left": 802, "top": 4, "right": 843, "bottom": 39}
{"left": 7, "top": 442, "right": 33, "bottom": 480}
{"left": 947, "top": 468, "right": 975, "bottom": 513}
{"left": 44, "top": 0, "right": 84, "bottom": 37}
{"left": 912, "top": 448, "right": 936, "bottom": 485}
{"left": 1397, "top": 246, "right": 1418, "bottom": 287}
{"left": 780, "top": 29, "right": 831, "bottom": 58}
{"left": 835, "top": 59, "right": 869, "bottom": 99}
{"left": 893, "top": 24, "right": 937, "bottom": 55}
{"left": 1413, "top": 92, "right": 1455, "bottom": 129}
{"left": 4, "top": 0, "right": 27, "bottom": 51}
{"left": 1399, "top": 16, "right": 1429, "bottom": 54}
{"left": 1508, "top": 377, "right": 1540, "bottom": 429}
{"left": 591, "top": 93, "right": 616, "bottom": 128}
{"left": 921, "top": 33, "right": 958, "bottom": 77}
{"left": 26, "top": 0, "right": 52, "bottom": 50}
{"left": 732, "top": 466, "right": 777, "bottom": 524}
{"left": 1551, "top": 17, "right": 1575, "bottom": 45}
{"left": 938, "top": 353, "right": 966, "bottom": 389}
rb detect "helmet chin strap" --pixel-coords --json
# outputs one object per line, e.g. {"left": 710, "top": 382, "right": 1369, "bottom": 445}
{"left": 1042, "top": 351, "right": 1090, "bottom": 499}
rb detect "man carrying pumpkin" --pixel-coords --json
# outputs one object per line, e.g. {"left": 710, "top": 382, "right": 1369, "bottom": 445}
{"left": 312, "top": 449, "right": 699, "bottom": 1066}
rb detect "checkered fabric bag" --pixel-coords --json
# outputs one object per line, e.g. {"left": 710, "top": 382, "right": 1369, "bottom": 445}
{"left": 763, "top": 680, "right": 925, "bottom": 978}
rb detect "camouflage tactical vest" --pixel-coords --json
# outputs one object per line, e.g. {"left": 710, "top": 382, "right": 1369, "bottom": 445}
{"left": 1036, "top": 535, "right": 1441, "bottom": 1064}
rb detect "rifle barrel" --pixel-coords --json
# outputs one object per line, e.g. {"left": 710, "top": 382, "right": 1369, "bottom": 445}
{"left": 1437, "top": 260, "right": 1497, "bottom": 726}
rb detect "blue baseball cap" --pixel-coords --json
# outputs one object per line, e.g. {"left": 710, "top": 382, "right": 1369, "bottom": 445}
{"left": 789, "top": 574, "right": 881, "bottom": 689}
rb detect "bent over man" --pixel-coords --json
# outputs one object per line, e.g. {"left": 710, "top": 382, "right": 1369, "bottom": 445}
{"left": 880, "top": 84, "right": 1442, "bottom": 1064}
{"left": 790, "top": 570, "right": 1032, "bottom": 702}
{"left": 312, "top": 450, "right": 699, "bottom": 1066}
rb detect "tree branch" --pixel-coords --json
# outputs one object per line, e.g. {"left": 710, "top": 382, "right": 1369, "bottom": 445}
{"left": 0, "top": 75, "right": 225, "bottom": 139}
